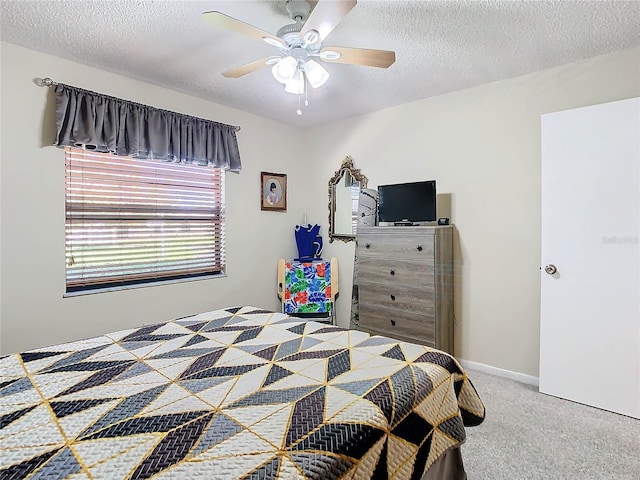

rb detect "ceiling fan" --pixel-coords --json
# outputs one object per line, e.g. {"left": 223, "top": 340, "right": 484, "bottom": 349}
{"left": 202, "top": 0, "right": 396, "bottom": 115}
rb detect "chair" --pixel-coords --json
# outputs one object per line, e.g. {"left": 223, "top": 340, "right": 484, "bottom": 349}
{"left": 277, "top": 257, "right": 339, "bottom": 325}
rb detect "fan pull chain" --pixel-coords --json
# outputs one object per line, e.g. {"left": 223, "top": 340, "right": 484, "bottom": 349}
{"left": 304, "top": 74, "right": 309, "bottom": 107}
{"left": 296, "top": 70, "right": 308, "bottom": 116}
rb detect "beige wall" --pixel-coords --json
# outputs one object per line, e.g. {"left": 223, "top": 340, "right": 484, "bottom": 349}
{"left": 2, "top": 42, "right": 638, "bottom": 378}
{"left": 0, "top": 42, "right": 308, "bottom": 354}
{"left": 309, "top": 47, "right": 640, "bottom": 377}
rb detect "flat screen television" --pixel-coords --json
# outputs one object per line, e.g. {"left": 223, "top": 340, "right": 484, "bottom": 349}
{"left": 377, "top": 180, "right": 436, "bottom": 224}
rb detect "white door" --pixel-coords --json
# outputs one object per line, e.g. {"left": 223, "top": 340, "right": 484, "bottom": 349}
{"left": 540, "top": 97, "right": 640, "bottom": 419}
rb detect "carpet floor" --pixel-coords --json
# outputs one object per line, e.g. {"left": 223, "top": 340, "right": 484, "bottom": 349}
{"left": 461, "top": 369, "right": 639, "bottom": 480}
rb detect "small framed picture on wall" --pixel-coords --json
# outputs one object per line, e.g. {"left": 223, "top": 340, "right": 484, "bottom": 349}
{"left": 261, "top": 172, "right": 287, "bottom": 211}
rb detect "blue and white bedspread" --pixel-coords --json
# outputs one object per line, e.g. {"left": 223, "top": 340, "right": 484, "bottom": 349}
{"left": 0, "top": 306, "right": 484, "bottom": 479}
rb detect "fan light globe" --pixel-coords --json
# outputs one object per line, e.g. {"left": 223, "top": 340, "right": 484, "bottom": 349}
{"left": 284, "top": 69, "right": 305, "bottom": 95}
{"left": 272, "top": 56, "right": 297, "bottom": 84}
{"left": 304, "top": 59, "right": 329, "bottom": 88}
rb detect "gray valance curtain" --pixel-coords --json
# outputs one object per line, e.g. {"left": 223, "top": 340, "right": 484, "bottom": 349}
{"left": 54, "top": 83, "right": 242, "bottom": 171}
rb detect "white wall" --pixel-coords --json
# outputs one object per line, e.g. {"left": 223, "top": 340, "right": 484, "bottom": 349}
{"left": 307, "top": 47, "right": 640, "bottom": 377}
{"left": 0, "top": 42, "right": 308, "bottom": 354}
{"left": 2, "top": 42, "right": 639, "bottom": 378}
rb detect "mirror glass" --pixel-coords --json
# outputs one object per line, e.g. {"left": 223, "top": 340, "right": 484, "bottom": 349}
{"left": 328, "top": 157, "right": 368, "bottom": 243}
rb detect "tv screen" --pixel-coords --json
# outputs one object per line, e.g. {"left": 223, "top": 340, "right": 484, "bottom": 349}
{"left": 377, "top": 180, "right": 436, "bottom": 223}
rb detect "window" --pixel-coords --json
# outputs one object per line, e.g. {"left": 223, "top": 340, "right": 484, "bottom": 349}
{"left": 65, "top": 147, "right": 225, "bottom": 293}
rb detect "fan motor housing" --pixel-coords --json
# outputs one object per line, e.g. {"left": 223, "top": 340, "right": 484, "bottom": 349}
{"left": 277, "top": 22, "right": 303, "bottom": 43}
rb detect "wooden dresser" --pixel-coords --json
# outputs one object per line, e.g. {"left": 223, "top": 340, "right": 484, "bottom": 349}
{"left": 355, "top": 226, "right": 454, "bottom": 354}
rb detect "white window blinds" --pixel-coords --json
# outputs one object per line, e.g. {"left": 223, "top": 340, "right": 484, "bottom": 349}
{"left": 65, "top": 147, "right": 225, "bottom": 292}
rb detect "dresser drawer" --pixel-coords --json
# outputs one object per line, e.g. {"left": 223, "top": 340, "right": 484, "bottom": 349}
{"left": 357, "top": 233, "right": 434, "bottom": 260}
{"left": 359, "top": 281, "right": 435, "bottom": 315}
{"left": 359, "top": 304, "right": 435, "bottom": 345}
{"left": 361, "top": 326, "right": 435, "bottom": 348}
{"left": 358, "top": 257, "right": 435, "bottom": 288}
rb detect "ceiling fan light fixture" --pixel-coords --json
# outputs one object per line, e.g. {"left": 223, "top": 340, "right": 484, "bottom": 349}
{"left": 319, "top": 50, "right": 341, "bottom": 61}
{"left": 304, "top": 59, "right": 329, "bottom": 89}
{"left": 272, "top": 56, "right": 297, "bottom": 84}
{"left": 284, "top": 68, "right": 305, "bottom": 95}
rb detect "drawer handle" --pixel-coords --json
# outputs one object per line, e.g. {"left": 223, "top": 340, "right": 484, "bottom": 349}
{"left": 390, "top": 269, "right": 395, "bottom": 276}
{"left": 390, "top": 319, "right": 396, "bottom": 326}
{"left": 365, "top": 243, "right": 371, "bottom": 249}
{"left": 416, "top": 245, "right": 423, "bottom": 252}
{"left": 390, "top": 294, "right": 396, "bottom": 301}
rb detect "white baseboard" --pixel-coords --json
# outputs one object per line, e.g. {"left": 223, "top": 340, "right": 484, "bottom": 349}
{"left": 459, "top": 359, "right": 539, "bottom": 387}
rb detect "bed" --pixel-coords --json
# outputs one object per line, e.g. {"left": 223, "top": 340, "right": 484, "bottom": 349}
{"left": 0, "top": 306, "right": 485, "bottom": 479}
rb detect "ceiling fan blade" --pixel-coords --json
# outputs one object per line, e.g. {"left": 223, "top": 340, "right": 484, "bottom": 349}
{"left": 300, "top": 0, "right": 357, "bottom": 43}
{"left": 320, "top": 47, "right": 396, "bottom": 68}
{"left": 222, "top": 57, "right": 280, "bottom": 78}
{"left": 202, "top": 11, "right": 285, "bottom": 48}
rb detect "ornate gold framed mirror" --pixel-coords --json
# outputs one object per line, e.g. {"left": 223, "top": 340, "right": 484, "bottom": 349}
{"left": 328, "top": 156, "right": 368, "bottom": 243}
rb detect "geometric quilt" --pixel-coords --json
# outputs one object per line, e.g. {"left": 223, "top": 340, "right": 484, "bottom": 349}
{"left": 0, "top": 306, "right": 485, "bottom": 479}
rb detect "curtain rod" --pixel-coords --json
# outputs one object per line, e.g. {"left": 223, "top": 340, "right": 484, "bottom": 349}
{"left": 35, "top": 77, "right": 242, "bottom": 132}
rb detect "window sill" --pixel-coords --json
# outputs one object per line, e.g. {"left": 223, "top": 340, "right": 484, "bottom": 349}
{"left": 63, "top": 272, "right": 227, "bottom": 297}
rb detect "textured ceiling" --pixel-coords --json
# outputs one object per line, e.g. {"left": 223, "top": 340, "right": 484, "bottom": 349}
{"left": 1, "top": 0, "right": 639, "bottom": 128}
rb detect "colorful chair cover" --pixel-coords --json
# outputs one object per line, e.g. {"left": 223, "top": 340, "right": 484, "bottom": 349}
{"left": 282, "top": 260, "right": 332, "bottom": 314}
{"left": 277, "top": 257, "right": 338, "bottom": 325}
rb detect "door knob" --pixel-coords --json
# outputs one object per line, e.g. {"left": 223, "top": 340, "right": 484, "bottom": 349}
{"left": 544, "top": 264, "right": 557, "bottom": 275}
